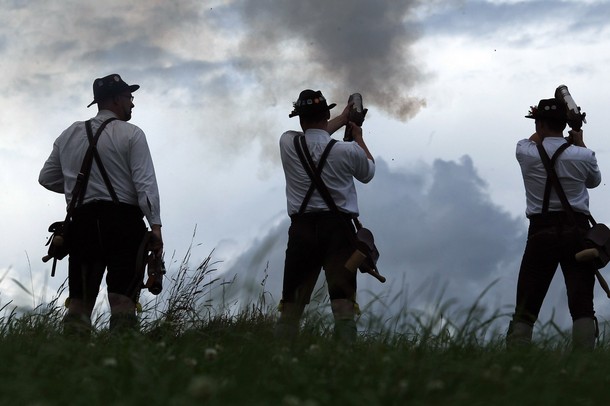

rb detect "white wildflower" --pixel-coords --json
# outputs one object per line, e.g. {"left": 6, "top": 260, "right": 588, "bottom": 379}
{"left": 102, "top": 357, "right": 117, "bottom": 367}
{"left": 511, "top": 365, "right": 524, "bottom": 374}
{"left": 307, "top": 344, "right": 320, "bottom": 353}
{"left": 426, "top": 379, "right": 445, "bottom": 392}
{"left": 183, "top": 357, "right": 198, "bottom": 367}
{"left": 283, "top": 395, "right": 300, "bottom": 406}
{"left": 204, "top": 347, "right": 218, "bottom": 361}
{"left": 188, "top": 375, "right": 216, "bottom": 399}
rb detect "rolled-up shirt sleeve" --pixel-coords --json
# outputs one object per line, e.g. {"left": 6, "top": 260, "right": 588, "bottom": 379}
{"left": 39, "top": 140, "right": 65, "bottom": 193}
{"left": 350, "top": 143, "right": 375, "bottom": 183}
{"left": 130, "top": 129, "right": 162, "bottom": 226}
{"left": 585, "top": 150, "right": 601, "bottom": 188}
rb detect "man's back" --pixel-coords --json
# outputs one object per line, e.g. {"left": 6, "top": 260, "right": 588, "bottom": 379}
{"left": 516, "top": 136, "right": 601, "bottom": 215}
{"left": 279, "top": 128, "right": 374, "bottom": 215}
{"left": 40, "top": 110, "right": 160, "bottom": 225}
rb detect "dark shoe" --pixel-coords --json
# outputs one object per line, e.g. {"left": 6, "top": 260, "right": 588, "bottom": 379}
{"left": 109, "top": 313, "right": 139, "bottom": 334}
{"left": 63, "top": 313, "right": 92, "bottom": 339}
{"left": 334, "top": 319, "right": 357, "bottom": 342}
{"left": 506, "top": 320, "right": 533, "bottom": 349}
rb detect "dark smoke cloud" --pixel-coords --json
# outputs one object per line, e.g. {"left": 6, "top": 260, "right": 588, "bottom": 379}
{"left": 2, "top": 1, "right": 430, "bottom": 157}
{"left": 235, "top": 0, "right": 427, "bottom": 120}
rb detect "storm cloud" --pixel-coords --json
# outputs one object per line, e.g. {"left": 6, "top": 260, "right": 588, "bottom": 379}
{"left": 223, "top": 156, "right": 528, "bottom": 332}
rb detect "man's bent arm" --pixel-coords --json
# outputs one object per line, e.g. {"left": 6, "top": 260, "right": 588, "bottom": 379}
{"left": 350, "top": 122, "right": 374, "bottom": 163}
{"left": 327, "top": 103, "right": 352, "bottom": 135}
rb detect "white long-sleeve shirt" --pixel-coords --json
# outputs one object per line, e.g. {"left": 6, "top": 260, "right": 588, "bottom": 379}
{"left": 39, "top": 110, "right": 162, "bottom": 225}
{"left": 516, "top": 136, "right": 601, "bottom": 217}
{"left": 279, "top": 128, "right": 375, "bottom": 216}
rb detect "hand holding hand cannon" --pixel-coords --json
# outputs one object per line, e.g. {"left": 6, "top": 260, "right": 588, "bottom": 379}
{"left": 343, "top": 93, "right": 368, "bottom": 142}
{"left": 555, "top": 84, "right": 586, "bottom": 132}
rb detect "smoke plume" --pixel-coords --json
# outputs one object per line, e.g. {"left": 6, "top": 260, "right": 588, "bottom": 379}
{"left": 236, "top": 0, "right": 427, "bottom": 121}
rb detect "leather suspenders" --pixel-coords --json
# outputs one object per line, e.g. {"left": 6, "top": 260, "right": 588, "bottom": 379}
{"left": 293, "top": 135, "right": 338, "bottom": 215}
{"left": 80, "top": 118, "right": 119, "bottom": 206}
{"left": 538, "top": 142, "right": 570, "bottom": 215}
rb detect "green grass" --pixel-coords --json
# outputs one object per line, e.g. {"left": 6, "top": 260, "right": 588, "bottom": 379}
{"left": 2, "top": 254, "right": 610, "bottom": 405}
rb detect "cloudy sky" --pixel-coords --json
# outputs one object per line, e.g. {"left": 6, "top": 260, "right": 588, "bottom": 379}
{"left": 2, "top": 0, "right": 610, "bottom": 333}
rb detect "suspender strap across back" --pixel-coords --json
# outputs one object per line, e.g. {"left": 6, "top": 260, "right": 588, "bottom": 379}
{"left": 536, "top": 142, "right": 593, "bottom": 224}
{"left": 539, "top": 142, "right": 570, "bottom": 214}
{"left": 293, "top": 135, "right": 338, "bottom": 215}
{"left": 79, "top": 118, "right": 119, "bottom": 206}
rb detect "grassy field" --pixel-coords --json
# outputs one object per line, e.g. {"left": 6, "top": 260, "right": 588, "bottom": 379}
{"left": 2, "top": 256, "right": 609, "bottom": 406}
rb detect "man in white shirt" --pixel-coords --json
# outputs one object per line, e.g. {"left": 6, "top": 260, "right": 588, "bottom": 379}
{"left": 39, "top": 74, "right": 163, "bottom": 335}
{"left": 507, "top": 97, "right": 601, "bottom": 350}
{"left": 277, "top": 89, "right": 375, "bottom": 341}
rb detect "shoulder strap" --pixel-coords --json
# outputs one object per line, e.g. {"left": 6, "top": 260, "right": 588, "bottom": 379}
{"left": 79, "top": 118, "right": 119, "bottom": 206}
{"left": 293, "top": 135, "right": 338, "bottom": 214}
{"left": 539, "top": 142, "right": 570, "bottom": 213}
{"left": 67, "top": 119, "right": 113, "bottom": 216}
{"left": 535, "top": 142, "right": 595, "bottom": 226}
